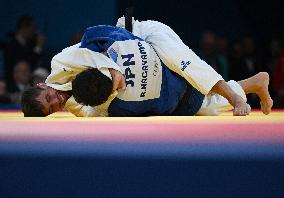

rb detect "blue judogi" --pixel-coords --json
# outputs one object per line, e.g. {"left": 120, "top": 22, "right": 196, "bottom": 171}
{"left": 80, "top": 25, "right": 204, "bottom": 116}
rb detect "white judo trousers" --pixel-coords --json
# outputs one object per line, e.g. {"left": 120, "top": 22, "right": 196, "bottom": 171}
{"left": 117, "top": 17, "right": 247, "bottom": 115}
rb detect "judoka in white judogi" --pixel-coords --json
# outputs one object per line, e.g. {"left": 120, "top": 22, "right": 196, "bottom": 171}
{"left": 45, "top": 18, "right": 247, "bottom": 116}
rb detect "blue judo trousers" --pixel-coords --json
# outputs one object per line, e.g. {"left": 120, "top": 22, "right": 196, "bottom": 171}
{"left": 80, "top": 25, "right": 205, "bottom": 116}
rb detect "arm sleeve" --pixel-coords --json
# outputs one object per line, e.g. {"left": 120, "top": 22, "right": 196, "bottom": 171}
{"left": 63, "top": 96, "right": 107, "bottom": 117}
{"left": 117, "top": 17, "right": 223, "bottom": 95}
{"left": 45, "top": 45, "right": 120, "bottom": 117}
{"left": 64, "top": 92, "right": 118, "bottom": 117}
{"left": 45, "top": 46, "right": 122, "bottom": 91}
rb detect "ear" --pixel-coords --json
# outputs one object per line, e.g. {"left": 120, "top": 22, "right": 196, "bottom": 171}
{"left": 36, "top": 82, "right": 48, "bottom": 89}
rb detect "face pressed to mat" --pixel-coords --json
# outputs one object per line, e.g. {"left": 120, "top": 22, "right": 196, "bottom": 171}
{"left": 36, "top": 83, "right": 71, "bottom": 116}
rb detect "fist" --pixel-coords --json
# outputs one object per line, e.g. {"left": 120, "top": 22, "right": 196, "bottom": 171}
{"left": 108, "top": 68, "right": 126, "bottom": 92}
{"left": 232, "top": 95, "right": 251, "bottom": 116}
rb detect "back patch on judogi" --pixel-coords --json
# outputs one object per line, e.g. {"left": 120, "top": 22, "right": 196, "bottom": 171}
{"left": 107, "top": 40, "right": 162, "bottom": 101}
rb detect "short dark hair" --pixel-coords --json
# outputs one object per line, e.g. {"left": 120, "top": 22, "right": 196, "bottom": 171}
{"left": 21, "top": 87, "right": 45, "bottom": 117}
{"left": 72, "top": 68, "right": 113, "bottom": 106}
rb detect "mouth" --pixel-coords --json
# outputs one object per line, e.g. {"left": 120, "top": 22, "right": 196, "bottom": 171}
{"left": 56, "top": 92, "right": 64, "bottom": 105}
{"left": 57, "top": 91, "right": 70, "bottom": 105}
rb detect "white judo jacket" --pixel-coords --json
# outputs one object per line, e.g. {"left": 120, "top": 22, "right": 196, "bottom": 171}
{"left": 45, "top": 44, "right": 121, "bottom": 117}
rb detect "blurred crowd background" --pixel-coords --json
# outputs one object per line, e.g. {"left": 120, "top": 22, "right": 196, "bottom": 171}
{"left": 0, "top": 0, "right": 283, "bottom": 109}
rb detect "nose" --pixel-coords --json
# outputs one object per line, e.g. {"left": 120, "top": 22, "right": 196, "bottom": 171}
{"left": 49, "top": 94, "right": 63, "bottom": 112}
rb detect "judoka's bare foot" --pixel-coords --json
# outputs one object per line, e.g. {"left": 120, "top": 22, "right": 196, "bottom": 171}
{"left": 239, "top": 72, "right": 273, "bottom": 115}
{"left": 254, "top": 72, "right": 273, "bottom": 115}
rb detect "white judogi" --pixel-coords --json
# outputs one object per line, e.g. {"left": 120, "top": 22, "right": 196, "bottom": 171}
{"left": 45, "top": 19, "right": 246, "bottom": 117}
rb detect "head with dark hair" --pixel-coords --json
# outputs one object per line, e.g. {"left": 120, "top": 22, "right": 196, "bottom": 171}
{"left": 16, "top": 15, "right": 34, "bottom": 31}
{"left": 21, "top": 83, "right": 71, "bottom": 117}
{"left": 72, "top": 68, "right": 113, "bottom": 106}
{"left": 21, "top": 87, "right": 45, "bottom": 117}
{"left": 16, "top": 15, "right": 36, "bottom": 39}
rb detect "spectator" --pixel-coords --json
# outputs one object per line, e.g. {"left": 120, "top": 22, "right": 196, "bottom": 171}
{"left": 229, "top": 38, "right": 262, "bottom": 77}
{"left": 241, "top": 37, "right": 262, "bottom": 78}
{"left": 216, "top": 36, "right": 230, "bottom": 80}
{"left": 9, "top": 60, "right": 31, "bottom": 103}
{"left": 229, "top": 41, "right": 245, "bottom": 80}
{"left": 0, "top": 79, "right": 11, "bottom": 104}
{"left": 4, "top": 15, "right": 45, "bottom": 85}
{"left": 198, "top": 31, "right": 221, "bottom": 74}
{"left": 265, "top": 39, "right": 282, "bottom": 75}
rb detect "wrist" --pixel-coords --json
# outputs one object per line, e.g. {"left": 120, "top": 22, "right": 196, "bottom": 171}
{"left": 231, "top": 94, "right": 244, "bottom": 106}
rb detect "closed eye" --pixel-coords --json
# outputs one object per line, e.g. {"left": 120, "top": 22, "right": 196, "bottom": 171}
{"left": 45, "top": 94, "right": 52, "bottom": 114}
{"left": 46, "top": 94, "right": 50, "bottom": 103}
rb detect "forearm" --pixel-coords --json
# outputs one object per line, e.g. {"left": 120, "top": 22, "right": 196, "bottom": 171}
{"left": 210, "top": 80, "right": 241, "bottom": 106}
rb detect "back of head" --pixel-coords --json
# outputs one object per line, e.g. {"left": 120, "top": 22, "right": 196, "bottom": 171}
{"left": 72, "top": 68, "right": 112, "bottom": 106}
{"left": 16, "top": 15, "right": 36, "bottom": 39}
{"left": 21, "top": 87, "right": 45, "bottom": 117}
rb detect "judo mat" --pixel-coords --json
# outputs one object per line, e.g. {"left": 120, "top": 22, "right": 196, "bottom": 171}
{"left": 1, "top": 110, "right": 284, "bottom": 198}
